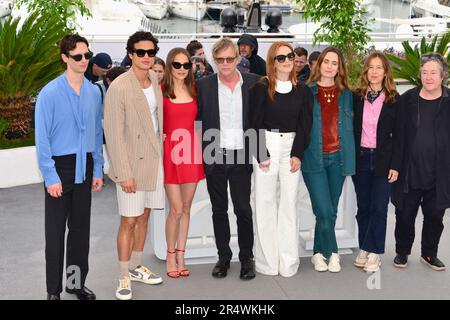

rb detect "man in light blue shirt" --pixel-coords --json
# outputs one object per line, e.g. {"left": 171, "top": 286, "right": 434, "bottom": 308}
{"left": 35, "top": 34, "right": 104, "bottom": 301}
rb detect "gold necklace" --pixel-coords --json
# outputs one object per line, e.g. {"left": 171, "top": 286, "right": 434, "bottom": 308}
{"left": 321, "top": 87, "right": 335, "bottom": 103}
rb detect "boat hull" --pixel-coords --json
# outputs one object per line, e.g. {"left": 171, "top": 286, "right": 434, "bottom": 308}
{"left": 169, "top": 1, "right": 207, "bottom": 21}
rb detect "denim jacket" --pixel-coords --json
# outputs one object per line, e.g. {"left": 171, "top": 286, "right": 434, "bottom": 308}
{"left": 301, "top": 82, "right": 355, "bottom": 176}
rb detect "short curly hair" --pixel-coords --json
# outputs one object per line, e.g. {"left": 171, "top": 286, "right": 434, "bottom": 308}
{"left": 126, "top": 31, "right": 159, "bottom": 54}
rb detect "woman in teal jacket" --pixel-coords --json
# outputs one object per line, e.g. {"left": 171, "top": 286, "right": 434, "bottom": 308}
{"left": 303, "top": 47, "right": 355, "bottom": 273}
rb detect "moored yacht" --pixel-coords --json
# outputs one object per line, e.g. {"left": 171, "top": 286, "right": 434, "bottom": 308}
{"left": 0, "top": 0, "right": 13, "bottom": 18}
{"left": 169, "top": 0, "right": 207, "bottom": 21}
{"left": 134, "top": 0, "right": 169, "bottom": 20}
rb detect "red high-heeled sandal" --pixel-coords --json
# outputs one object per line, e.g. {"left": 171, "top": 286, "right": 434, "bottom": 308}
{"left": 166, "top": 250, "right": 180, "bottom": 278}
{"left": 176, "top": 248, "right": 190, "bottom": 277}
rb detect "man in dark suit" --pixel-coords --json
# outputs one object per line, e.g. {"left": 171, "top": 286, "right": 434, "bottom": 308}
{"left": 196, "top": 38, "right": 260, "bottom": 280}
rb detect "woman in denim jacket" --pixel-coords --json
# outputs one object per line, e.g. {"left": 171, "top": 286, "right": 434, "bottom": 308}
{"left": 302, "top": 47, "right": 355, "bottom": 273}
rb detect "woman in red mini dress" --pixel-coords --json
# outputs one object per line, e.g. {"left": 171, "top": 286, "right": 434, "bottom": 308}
{"left": 162, "top": 47, "right": 205, "bottom": 278}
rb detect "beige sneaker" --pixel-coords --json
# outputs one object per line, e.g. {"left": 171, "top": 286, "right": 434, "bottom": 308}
{"left": 115, "top": 277, "right": 132, "bottom": 300}
{"left": 328, "top": 253, "right": 341, "bottom": 273}
{"left": 354, "top": 249, "right": 369, "bottom": 268}
{"left": 129, "top": 265, "right": 163, "bottom": 285}
{"left": 311, "top": 253, "right": 328, "bottom": 272}
{"left": 364, "top": 253, "right": 381, "bottom": 273}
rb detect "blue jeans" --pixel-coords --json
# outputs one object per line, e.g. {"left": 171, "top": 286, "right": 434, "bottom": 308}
{"left": 352, "top": 148, "right": 391, "bottom": 254}
{"left": 302, "top": 152, "right": 346, "bottom": 258}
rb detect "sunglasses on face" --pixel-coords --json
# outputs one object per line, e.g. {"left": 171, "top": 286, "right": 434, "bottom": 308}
{"left": 172, "top": 61, "right": 193, "bottom": 70}
{"left": 214, "top": 56, "right": 236, "bottom": 64}
{"left": 67, "top": 51, "right": 93, "bottom": 62}
{"left": 274, "top": 52, "right": 295, "bottom": 63}
{"left": 132, "top": 48, "right": 158, "bottom": 58}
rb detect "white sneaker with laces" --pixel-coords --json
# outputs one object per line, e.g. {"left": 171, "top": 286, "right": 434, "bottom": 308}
{"left": 129, "top": 265, "right": 163, "bottom": 285}
{"left": 311, "top": 253, "right": 328, "bottom": 272}
{"left": 328, "top": 253, "right": 341, "bottom": 273}
{"left": 354, "top": 249, "right": 369, "bottom": 268}
{"left": 364, "top": 253, "right": 381, "bottom": 272}
{"left": 116, "top": 277, "right": 132, "bottom": 300}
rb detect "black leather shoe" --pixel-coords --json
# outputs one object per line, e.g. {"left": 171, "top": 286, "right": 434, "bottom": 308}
{"left": 421, "top": 256, "right": 446, "bottom": 271}
{"left": 393, "top": 254, "right": 408, "bottom": 268}
{"left": 47, "top": 293, "right": 60, "bottom": 300}
{"left": 212, "top": 259, "right": 230, "bottom": 278}
{"left": 66, "top": 286, "right": 96, "bottom": 300}
{"left": 240, "top": 259, "right": 255, "bottom": 280}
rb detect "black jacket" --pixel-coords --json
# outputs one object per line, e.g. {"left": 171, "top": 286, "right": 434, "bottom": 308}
{"left": 297, "top": 64, "right": 311, "bottom": 84}
{"left": 391, "top": 86, "right": 450, "bottom": 210}
{"left": 353, "top": 91, "right": 400, "bottom": 177}
{"left": 237, "top": 34, "right": 266, "bottom": 76}
{"left": 196, "top": 72, "right": 261, "bottom": 174}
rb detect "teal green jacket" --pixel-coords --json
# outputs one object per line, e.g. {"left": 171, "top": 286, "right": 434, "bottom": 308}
{"left": 301, "top": 82, "right": 355, "bottom": 176}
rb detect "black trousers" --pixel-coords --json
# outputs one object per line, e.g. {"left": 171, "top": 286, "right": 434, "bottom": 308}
{"left": 394, "top": 187, "right": 446, "bottom": 257}
{"left": 206, "top": 163, "right": 254, "bottom": 262}
{"left": 45, "top": 154, "right": 93, "bottom": 295}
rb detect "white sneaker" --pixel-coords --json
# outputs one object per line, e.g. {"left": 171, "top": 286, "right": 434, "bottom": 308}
{"left": 364, "top": 253, "right": 381, "bottom": 273}
{"left": 354, "top": 249, "right": 369, "bottom": 268}
{"left": 328, "top": 253, "right": 341, "bottom": 273}
{"left": 115, "top": 277, "right": 132, "bottom": 300}
{"left": 129, "top": 265, "right": 163, "bottom": 285}
{"left": 311, "top": 253, "right": 328, "bottom": 272}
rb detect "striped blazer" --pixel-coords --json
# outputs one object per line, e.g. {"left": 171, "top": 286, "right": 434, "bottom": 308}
{"left": 104, "top": 68, "right": 163, "bottom": 191}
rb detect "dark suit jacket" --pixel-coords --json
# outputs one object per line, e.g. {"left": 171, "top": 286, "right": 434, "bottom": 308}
{"left": 353, "top": 91, "right": 400, "bottom": 177}
{"left": 391, "top": 86, "right": 450, "bottom": 210}
{"left": 196, "top": 72, "right": 261, "bottom": 174}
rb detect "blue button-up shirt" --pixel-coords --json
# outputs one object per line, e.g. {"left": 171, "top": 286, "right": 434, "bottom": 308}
{"left": 35, "top": 73, "right": 104, "bottom": 186}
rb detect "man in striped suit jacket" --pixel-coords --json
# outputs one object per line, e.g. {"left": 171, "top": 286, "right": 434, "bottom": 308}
{"left": 104, "top": 32, "right": 164, "bottom": 300}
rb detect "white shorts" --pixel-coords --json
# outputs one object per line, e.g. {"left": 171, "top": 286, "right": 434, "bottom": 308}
{"left": 116, "top": 161, "right": 165, "bottom": 217}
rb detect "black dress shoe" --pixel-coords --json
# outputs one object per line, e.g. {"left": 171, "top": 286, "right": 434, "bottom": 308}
{"left": 47, "top": 293, "right": 60, "bottom": 300}
{"left": 240, "top": 259, "right": 255, "bottom": 280}
{"left": 212, "top": 259, "right": 230, "bottom": 278}
{"left": 66, "top": 286, "right": 96, "bottom": 300}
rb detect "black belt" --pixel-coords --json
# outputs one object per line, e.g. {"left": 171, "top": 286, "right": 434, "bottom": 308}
{"left": 361, "top": 147, "right": 376, "bottom": 152}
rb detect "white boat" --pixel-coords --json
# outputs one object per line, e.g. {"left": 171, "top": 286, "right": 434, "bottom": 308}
{"left": 376, "top": 16, "right": 450, "bottom": 38}
{"left": 411, "top": 0, "right": 450, "bottom": 18}
{"left": 169, "top": 0, "right": 207, "bottom": 21}
{"left": 0, "top": 0, "right": 13, "bottom": 18}
{"left": 134, "top": 0, "right": 168, "bottom": 20}
{"left": 79, "top": 0, "right": 148, "bottom": 37}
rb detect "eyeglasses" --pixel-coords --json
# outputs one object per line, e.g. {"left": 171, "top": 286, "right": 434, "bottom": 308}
{"left": 132, "top": 48, "right": 158, "bottom": 58}
{"left": 67, "top": 51, "right": 93, "bottom": 62}
{"left": 214, "top": 56, "right": 236, "bottom": 64}
{"left": 172, "top": 61, "right": 193, "bottom": 70}
{"left": 274, "top": 52, "right": 295, "bottom": 63}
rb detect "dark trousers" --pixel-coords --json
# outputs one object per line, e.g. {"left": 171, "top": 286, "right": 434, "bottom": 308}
{"left": 302, "top": 152, "right": 346, "bottom": 258}
{"left": 352, "top": 148, "right": 391, "bottom": 254}
{"left": 206, "top": 163, "right": 254, "bottom": 262}
{"left": 394, "top": 187, "right": 445, "bottom": 257}
{"left": 45, "top": 154, "right": 93, "bottom": 295}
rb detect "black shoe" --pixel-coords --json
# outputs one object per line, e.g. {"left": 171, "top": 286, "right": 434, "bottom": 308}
{"left": 393, "top": 254, "right": 408, "bottom": 268}
{"left": 240, "top": 259, "right": 255, "bottom": 280}
{"left": 47, "top": 293, "right": 60, "bottom": 300}
{"left": 421, "top": 256, "right": 446, "bottom": 271}
{"left": 212, "top": 259, "right": 230, "bottom": 278}
{"left": 65, "top": 286, "right": 96, "bottom": 300}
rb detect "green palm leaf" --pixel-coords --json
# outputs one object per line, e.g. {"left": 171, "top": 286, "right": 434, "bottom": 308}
{"left": 387, "top": 31, "right": 450, "bottom": 85}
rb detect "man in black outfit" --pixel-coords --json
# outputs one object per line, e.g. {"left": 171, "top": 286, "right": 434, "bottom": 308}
{"left": 237, "top": 34, "right": 266, "bottom": 76}
{"left": 196, "top": 38, "right": 260, "bottom": 280}
{"left": 392, "top": 53, "right": 450, "bottom": 271}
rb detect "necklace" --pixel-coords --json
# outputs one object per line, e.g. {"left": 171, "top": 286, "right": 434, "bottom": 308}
{"left": 321, "top": 86, "right": 336, "bottom": 103}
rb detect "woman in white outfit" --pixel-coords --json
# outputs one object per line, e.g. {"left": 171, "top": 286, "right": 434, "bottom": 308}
{"left": 249, "top": 41, "right": 313, "bottom": 277}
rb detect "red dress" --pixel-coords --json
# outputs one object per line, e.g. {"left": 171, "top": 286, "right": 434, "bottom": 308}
{"left": 163, "top": 96, "right": 205, "bottom": 184}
